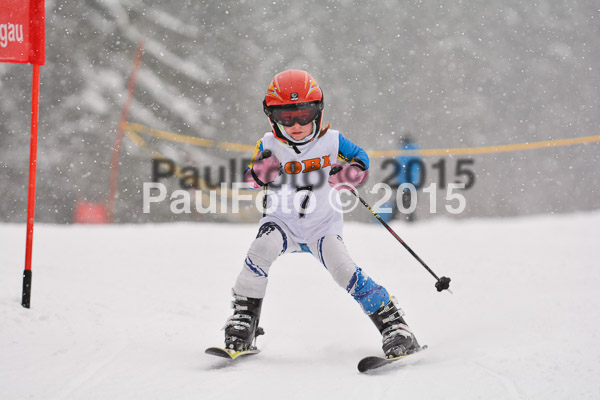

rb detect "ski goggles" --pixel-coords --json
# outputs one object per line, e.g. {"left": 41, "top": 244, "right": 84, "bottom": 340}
{"left": 268, "top": 103, "right": 321, "bottom": 127}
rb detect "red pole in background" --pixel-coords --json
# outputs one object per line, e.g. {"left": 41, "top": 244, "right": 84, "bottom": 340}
{"left": 106, "top": 40, "right": 145, "bottom": 222}
{"left": 21, "top": 63, "right": 41, "bottom": 308}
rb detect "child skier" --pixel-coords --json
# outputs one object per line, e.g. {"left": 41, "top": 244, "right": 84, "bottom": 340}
{"left": 222, "top": 69, "right": 420, "bottom": 358}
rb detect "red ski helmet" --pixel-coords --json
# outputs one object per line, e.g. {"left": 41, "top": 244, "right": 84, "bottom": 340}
{"left": 263, "top": 70, "right": 324, "bottom": 148}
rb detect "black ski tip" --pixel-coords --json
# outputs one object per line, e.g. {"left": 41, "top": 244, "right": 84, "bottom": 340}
{"left": 205, "top": 346, "right": 261, "bottom": 361}
{"left": 358, "top": 345, "right": 427, "bottom": 373}
{"left": 205, "top": 347, "right": 234, "bottom": 359}
{"left": 358, "top": 356, "right": 384, "bottom": 373}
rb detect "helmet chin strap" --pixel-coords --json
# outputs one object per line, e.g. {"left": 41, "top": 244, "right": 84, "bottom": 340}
{"left": 276, "top": 121, "right": 318, "bottom": 154}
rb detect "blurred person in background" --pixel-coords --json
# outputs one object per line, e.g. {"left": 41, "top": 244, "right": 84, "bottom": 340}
{"left": 380, "top": 134, "right": 423, "bottom": 223}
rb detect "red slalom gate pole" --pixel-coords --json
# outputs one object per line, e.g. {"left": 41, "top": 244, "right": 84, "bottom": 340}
{"left": 106, "top": 40, "right": 145, "bottom": 222}
{"left": 22, "top": 64, "right": 42, "bottom": 308}
{"left": 2, "top": 0, "right": 46, "bottom": 308}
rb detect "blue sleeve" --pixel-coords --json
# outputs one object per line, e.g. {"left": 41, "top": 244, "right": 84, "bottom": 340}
{"left": 338, "top": 133, "right": 370, "bottom": 169}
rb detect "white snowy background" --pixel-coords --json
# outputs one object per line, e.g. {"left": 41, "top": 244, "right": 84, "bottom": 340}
{"left": 1, "top": 0, "right": 599, "bottom": 222}
{"left": 2, "top": 213, "right": 599, "bottom": 399}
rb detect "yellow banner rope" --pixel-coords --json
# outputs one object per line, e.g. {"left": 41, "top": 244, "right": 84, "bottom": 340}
{"left": 126, "top": 122, "right": 255, "bottom": 153}
{"left": 369, "top": 135, "right": 600, "bottom": 157}
{"left": 122, "top": 126, "right": 250, "bottom": 198}
{"left": 126, "top": 122, "right": 600, "bottom": 157}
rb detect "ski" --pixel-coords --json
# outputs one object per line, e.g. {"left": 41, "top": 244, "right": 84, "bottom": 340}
{"left": 205, "top": 346, "right": 260, "bottom": 360}
{"left": 357, "top": 345, "right": 427, "bottom": 373}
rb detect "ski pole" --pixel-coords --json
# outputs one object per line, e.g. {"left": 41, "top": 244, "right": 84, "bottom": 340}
{"left": 330, "top": 166, "right": 452, "bottom": 293}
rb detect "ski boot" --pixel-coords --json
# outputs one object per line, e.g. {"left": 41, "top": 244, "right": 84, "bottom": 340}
{"left": 369, "top": 298, "right": 419, "bottom": 358}
{"left": 224, "top": 291, "right": 264, "bottom": 351}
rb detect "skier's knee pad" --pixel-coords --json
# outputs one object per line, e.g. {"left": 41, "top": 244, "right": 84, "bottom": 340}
{"left": 347, "top": 268, "right": 390, "bottom": 314}
{"left": 248, "top": 222, "right": 287, "bottom": 262}
{"left": 248, "top": 239, "right": 280, "bottom": 264}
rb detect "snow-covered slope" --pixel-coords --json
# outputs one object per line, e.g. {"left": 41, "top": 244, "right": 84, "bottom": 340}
{"left": 1, "top": 213, "right": 599, "bottom": 399}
